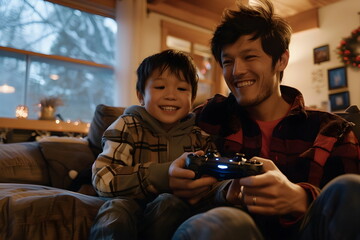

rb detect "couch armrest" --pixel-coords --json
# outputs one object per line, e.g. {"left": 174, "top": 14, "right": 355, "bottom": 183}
{"left": 0, "top": 142, "right": 50, "bottom": 185}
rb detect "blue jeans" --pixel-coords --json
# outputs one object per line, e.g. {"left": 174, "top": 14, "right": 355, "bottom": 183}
{"left": 298, "top": 174, "right": 360, "bottom": 240}
{"left": 172, "top": 174, "right": 360, "bottom": 240}
{"left": 89, "top": 193, "right": 192, "bottom": 240}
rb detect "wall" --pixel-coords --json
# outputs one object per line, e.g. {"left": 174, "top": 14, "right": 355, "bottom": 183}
{"left": 284, "top": 0, "right": 360, "bottom": 111}
{"left": 120, "top": 8, "right": 214, "bottom": 106}
{"left": 119, "top": 0, "right": 360, "bottom": 110}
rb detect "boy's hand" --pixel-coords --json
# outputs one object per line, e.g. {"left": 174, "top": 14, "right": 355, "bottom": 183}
{"left": 169, "top": 151, "right": 217, "bottom": 205}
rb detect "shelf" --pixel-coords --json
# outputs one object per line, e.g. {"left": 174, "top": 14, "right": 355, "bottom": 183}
{"left": 0, "top": 117, "right": 90, "bottom": 134}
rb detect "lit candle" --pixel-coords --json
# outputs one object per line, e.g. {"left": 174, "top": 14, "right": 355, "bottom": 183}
{"left": 15, "top": 105, "right": 29, "bottom": 118}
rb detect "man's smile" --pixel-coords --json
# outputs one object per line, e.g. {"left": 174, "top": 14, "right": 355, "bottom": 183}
{"left": 234, "top": 80, "right": 255, "bottom": 88}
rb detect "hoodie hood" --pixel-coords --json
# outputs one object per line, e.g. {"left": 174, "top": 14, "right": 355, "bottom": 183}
{"left": 124, "top": 105, "right": 196, "bottom": 138}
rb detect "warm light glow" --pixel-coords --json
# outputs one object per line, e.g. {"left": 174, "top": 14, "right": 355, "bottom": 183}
{"left": 49, "top": 74, "right": 60, "bottom": 80}
{"left": 15, "top": 105, "right": 28, "bottom": 118}
{"left": 0, "top": 84, "right": 15, "bottom": 93}
{"left": 248, "top": 0, "right": 258, "bottom": 5}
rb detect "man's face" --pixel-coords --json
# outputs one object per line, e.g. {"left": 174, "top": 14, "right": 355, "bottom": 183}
{"left": 137, "top": 68, "right": 193, "bottom": 131}
{"left": 220, "top": 35, "right": 286, "bottom": 107}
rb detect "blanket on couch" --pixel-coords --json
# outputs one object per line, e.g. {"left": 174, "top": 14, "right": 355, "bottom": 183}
{"left": 0, "top": 183, "right": 104, "bottom": 240}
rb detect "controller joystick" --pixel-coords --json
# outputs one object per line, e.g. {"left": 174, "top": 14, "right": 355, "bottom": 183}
{"left": 232, "top": 153, "right": 246, "bottom": 162}
{"left": 205, "top": 149, "right": 220, "bottom": 158}
{"left": 185, "top": 151, "right": 263, "bottom": 181}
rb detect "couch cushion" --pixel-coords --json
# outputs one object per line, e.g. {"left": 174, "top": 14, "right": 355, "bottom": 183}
{"left": 336, "top": 105, "right": 360, "bottom": 140}
{"left": 0, "top": 142, "right": 50, "bottom": 185}
{"left": 87, "top": 104, "right": 125, "bottom": 157}
{"left": 39, "top": 140, "right": 95, "bottom": 190}
{"left": 0, "top": 183, "right": 104, "bottom": 240}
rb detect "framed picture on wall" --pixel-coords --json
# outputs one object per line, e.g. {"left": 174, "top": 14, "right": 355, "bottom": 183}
{"left": 329, "top": 91, "right": 350, "bottom": 111}
{"left": 313, "top": 45, "right": 330, "bottom": 64}
{"left": 328, "top": 66, "right": 347, "bottom": 90}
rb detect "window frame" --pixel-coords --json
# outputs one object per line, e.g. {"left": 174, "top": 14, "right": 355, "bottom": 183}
{"left": 161, "top": 20, "right": 227, "bottom": 100}
{"left": 0, "top": 46, "right": 114, "bottom": 70}
{"left": 45, "top": 0, "right": 116, "bottom": 19}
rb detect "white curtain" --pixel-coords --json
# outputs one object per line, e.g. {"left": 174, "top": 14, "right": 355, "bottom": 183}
{"left": 115, "top": 0, "right": 146, "bottom": 107}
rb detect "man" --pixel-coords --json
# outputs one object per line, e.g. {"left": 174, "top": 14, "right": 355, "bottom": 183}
{"left": 168, "top": 0, "right": 360, "bottom": 239}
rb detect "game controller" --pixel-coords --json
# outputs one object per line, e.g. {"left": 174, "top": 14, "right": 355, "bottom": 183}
{"left": 185, "top": 151, "right": 263, "bottom": 181}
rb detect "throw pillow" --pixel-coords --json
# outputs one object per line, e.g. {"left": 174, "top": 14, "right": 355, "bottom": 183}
{"left": 39, "top": 141, "right": 95, "bottom": 190}
{"left": 337, "top": 105, "right": 360, "bottom": 140}
{"left": 87, "top": 104, "right": 125, "bottom": 157}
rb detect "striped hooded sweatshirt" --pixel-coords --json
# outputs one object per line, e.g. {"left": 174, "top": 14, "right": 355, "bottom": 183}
{"left": 92, "top": 105, "right": 214, "bottom": 200}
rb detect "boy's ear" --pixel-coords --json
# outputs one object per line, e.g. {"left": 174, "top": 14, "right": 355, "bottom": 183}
{"left": 137, "top": 91, "right": 145, "bottom": 106}
{"left": 191, "top": 97, "right": 196, "bottom": 106}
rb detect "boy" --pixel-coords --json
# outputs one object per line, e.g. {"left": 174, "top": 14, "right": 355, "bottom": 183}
{"left": 90, "top": 49, "right": 218, "bottom": 239}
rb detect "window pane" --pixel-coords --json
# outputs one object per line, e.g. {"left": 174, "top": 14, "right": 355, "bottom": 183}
{"left": 0, "top": 0, "right": 116, "bottom": 65}
{"left": 0, "top": 50, "right": 26, "bottom": 117}
{"left": 0, "top": 0, "right": 116, "bottom": 123}
{"left": 166, "top": 36, "right": 191, "bottom": 52}
{"left": 28, "top": 57, "right": 114, "bottom": 122}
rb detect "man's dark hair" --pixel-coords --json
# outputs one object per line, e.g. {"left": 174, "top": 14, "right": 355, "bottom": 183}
{"left": 136, "top": 49, "right": 198, "bottom": 100}
{"left": 211, "top": 0, "right": 292, "bottom": 81}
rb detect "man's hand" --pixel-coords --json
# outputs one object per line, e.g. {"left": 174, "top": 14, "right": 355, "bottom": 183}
{"left": 226, "top": 157, "right": 309, "bottom": 216}
{"left": 169, "top": 151, "right": 217, "bottom": 205}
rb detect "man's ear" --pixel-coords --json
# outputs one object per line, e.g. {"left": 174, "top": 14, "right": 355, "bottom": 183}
{"left": 277, "top": 50, "right": 289, "bottom": 71}
{"left": 137, "top": 91, "right": 145, "bottom": 106}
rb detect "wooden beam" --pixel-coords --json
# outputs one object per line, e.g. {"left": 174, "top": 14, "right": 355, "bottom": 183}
{"left": 147, "top": 2, "right": 220, "bottom": 30}
{"left": 161, "top": 21, "right": 212, "bottom": 47}
{"left": 286, "top": 8, "right": 319, "bottom": 33}
{"left": 147, "top": 0, "right": 166, "bottom": 4}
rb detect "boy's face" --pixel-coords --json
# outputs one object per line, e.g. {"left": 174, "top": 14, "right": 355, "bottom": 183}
{"left": 220, "top": 34, "right": 288, "bottom": 107}
{"left": 137, "top": 68, "right": 193, "bottom": 131}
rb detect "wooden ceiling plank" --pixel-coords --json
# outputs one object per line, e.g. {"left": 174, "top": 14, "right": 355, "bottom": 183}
{"left": 147, "top": 0, "right": 166, "bottom": 4}
{"left": 158, "top": 0, "right": 223, "bottom": 20}
{"left": 286, "top": 8, "right": 319, "bottom": 33}
{"left": 148, "top": 0, "right": 341, "bottom": 33}
{"left": 147, "top": 3, "right": 219, "bottom": 30}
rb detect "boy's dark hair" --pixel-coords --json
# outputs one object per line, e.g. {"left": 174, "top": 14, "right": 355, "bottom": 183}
{"left": 136, "top": 49, "right": 198, "bottom": 100}
{"left": 211, "top": 0, "right": 291, "bottom": 81}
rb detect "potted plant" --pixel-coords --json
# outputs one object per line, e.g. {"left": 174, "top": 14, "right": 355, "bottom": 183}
{"left": 39, "top": 96, "right": 64, "bottom": 120}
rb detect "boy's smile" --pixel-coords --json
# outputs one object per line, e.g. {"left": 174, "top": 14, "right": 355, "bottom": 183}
{"left": 160, "top": 106, "right": 179, "bottom": 111}
{"left": 137, "top": 68, "right": 193, "bottom": 131}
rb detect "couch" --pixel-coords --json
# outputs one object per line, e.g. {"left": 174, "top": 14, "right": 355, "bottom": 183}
{"left": 1, "top": 102, "right": 360, "bottom": 240}
{"left": 0, "top": 104, "right": 125, "bottom": 240}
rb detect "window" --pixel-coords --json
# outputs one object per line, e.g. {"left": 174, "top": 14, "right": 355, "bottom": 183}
{"left": 161, "top": 20, "right": 227, "bottom": 107}
{"left": 0, "top": 0, "right": 116, "bottom": 122}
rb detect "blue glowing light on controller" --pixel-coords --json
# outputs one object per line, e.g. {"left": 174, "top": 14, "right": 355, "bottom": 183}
{"left": 218, "top": 164, "right": 228, "bottom": 169}
{"left": 215, "top": 157, "right": 220, "bottom": 161}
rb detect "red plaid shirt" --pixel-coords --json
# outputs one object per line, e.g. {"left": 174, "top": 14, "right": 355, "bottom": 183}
{"left": 194, "top": 86, "right": 360, "bottom": 199}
